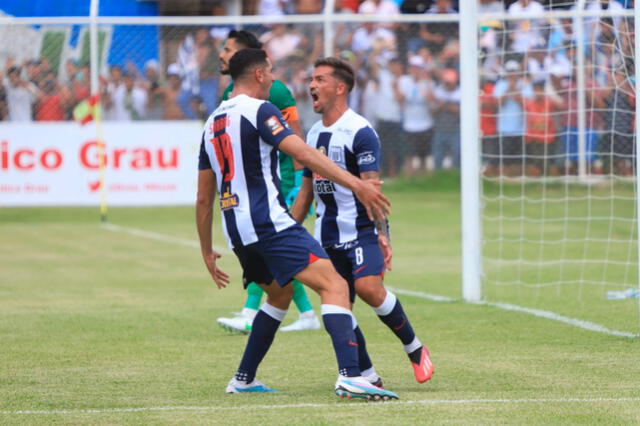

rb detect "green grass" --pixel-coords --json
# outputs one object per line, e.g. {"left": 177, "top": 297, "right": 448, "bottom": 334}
{"left": 1, "top": 177, "right": 639, "bottom": 425}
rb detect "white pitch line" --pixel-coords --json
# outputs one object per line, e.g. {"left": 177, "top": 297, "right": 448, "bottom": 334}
{"left": 100, "top": 224, "right": 638, "bottom": 338}
{"left": 390, "top": 286, "right": 638, "bottom": 338}
{"left": 100, "top": 222, "right": 231, "bottom": 254}
{"left": 2, "top": 397, "right": 640, "bottom": 416}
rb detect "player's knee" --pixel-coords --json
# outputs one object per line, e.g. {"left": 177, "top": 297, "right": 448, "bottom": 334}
{"left": 264, "top": 282, "right": 293, "bottom": 309}
{"left": 355, "top": 277, "right": 386, "bottom": 307}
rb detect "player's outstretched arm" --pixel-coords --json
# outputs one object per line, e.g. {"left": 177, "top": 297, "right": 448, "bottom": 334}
{"left": 195, "top": 169, "right": 230, "bottom": 289}
{"left": 290, "top": 176, "right": 313, "bottom": 223}
{"left": 279, "top": 134, "right": 391, "bottom": 221}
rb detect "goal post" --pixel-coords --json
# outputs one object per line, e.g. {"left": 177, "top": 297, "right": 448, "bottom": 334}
{"left": 460, "top": 0, "right": 482, "bottom": 303}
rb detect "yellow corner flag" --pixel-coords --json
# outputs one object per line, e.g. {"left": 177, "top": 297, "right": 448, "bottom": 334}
{"left": 73, "top": 94, "right": 100, "bottom": 125}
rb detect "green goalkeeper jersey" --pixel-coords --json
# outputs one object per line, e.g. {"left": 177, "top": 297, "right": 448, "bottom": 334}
{"left": 221, "top": 80, "right": 299, "bottom": 197}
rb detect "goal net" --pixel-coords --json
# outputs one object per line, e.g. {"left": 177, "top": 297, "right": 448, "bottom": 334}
{"left": 478, "top": 2, "right": 639, "bottom": 336}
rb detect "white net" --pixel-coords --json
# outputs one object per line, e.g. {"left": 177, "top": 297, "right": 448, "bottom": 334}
{"left": 479, "top": 3, "right": 639, "bottom": 335}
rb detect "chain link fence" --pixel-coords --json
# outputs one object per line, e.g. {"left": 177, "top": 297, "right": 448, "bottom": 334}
{"left": 0, "top": 7, "right": 635, "bottom": 178}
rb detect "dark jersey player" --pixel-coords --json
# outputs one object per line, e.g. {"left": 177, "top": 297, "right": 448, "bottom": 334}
{"left": 214, "top": 30, "right": 319, "bottom": 334}
{"left": 291, "top": 57, "right": 434, "bottom": 385}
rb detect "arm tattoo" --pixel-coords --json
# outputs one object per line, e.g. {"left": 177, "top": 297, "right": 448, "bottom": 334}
{"left": 360, "top": 170, "right": 390, "bottom": 240}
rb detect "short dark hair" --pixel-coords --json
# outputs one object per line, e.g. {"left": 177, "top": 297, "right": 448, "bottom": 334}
{"left": 229, "top": 48, "right": 268, "bottom": 81}
{"left": 227, "top": 30, "right": 262, "bottom": 49}
{"left": 314, "top": 57, "right": 355, "bottom": 92}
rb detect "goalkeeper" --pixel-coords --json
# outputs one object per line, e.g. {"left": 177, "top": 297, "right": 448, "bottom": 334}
{"left": 215, "top": 30, "right": 320, "bottom": 334}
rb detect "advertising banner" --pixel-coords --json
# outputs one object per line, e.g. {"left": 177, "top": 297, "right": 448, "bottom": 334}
{"left": 0, "top": 121, "right": 203, "bottom": 206}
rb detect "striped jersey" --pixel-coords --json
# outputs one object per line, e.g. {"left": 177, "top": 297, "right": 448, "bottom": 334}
{"left": 199, "top": 94, "right": 296, "bottom": 249}
{"left": 303, "top": 109, "right": 381, "bottom": 247}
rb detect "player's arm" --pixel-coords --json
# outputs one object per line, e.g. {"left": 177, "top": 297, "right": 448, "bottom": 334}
{"left": 279, "top": 135, "right": 389, "bottom": 221}
{"left": 354, "top": 125, "right": 392, "bottom": 270}
{"left": 290, "top": 175, "right": 313, "bottom": 223}
{"left": 258, "top": 101, "right": 390, "bottom": 220}
{"left": 361, "top": 170, "right": 392, "bottom": 271}
{"left": 195, "top": 137, "right": 229, "bottom": 289}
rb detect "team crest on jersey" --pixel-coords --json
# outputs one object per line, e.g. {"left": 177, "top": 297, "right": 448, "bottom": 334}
{"left": 265, "top": 115, "right": 284, "bottom": 135}
{"left": 357, "top": 151, "right": 376, "bottom": 166}
{"left": 329, "top": 146, "right": 344, "bottom": 164}
{"left": 220, "top": 193, "right": 239, "bottom": 211}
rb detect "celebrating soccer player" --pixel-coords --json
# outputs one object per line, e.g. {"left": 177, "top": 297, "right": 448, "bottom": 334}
{"left": 215, "top": 30, "right": 320, "bottom": 334}
{"left": 196, "top": 48, "right": 398, "bottom": 400}
{"left": 290, "top": 57, "right": 434, "bottom": 385}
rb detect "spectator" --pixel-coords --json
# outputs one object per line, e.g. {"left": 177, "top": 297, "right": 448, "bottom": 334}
{"left": 0, "top": 84, "right": 7, "bottom": 120}
{"left": 397, "top": 55, "right": 435, "bottom": 174}
{"left": 296, "top": 0, "right": 322, "bottom": 13}
{"left": 3, "top": 64, "right": 37, "bottom": 121}
{"left": 259, "top": 24, "right": 302, "bottom": 62}
{"left": 34, "top": 71, "right": 68, "bottom": 122}
{"left": 25, "top": 59, "right": 46, "bottom": 88}
{"left": 420, "top": 0, "right": 458, "bottom": 56}
{"left": 369, "top": 56, "right": 404, "bottom": 177}
{"left": 507, "top": 0, "right": 545, "bottom": 53}
{"left": 574, "top": 0, "right": 626, "bottom": 45}
{"left": 401, "top": 0, "right": 430, "bottom": 13}
{"left": 195, "top": 28, "right": 220, "bottom": 115}
{"left": 335, "top": 0, "right": 359, "bottom": 12}
{"left": 480, "top": 76, "right": 499, "bottom": 176}
{"left": 141, "top": 59, "right": 164, "bottom": 120}
{"left": 359, "top": 0, "right": 400, "bottom": 16}
{"left": 176, "top": 33, "right": 200, "bottom": 119}
{"left": 431, "top": 68, "right": 461, "bottom": 170}
{"left": 478, "top": 0, "right": 504, "bottom": 13}
{"left": 103, "top": 69, "right": 147, "bottom": 121}
{"left": 351, "top": 22, "right": 396, "bottom": 58}
{"left": 557, "top": 63, "right": 602, "bottom": 175}
{"left": 160, "top": 64, "right": 186, "bottom": 120}
{"left": 599, "top": 67, "right": 635, "bottom": 176}
{"left": 523, "top": 80, "right": 563, "bottom": 176}
{"left": 258, "top": 0, "right": 289, "bottom": 15}
{"left": 493, "top": 60, "right": 533, "bottom": 176}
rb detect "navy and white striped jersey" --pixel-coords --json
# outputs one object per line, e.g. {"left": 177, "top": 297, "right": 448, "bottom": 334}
{"left": 303, "top": 109, "right": 381, "bottom": 247}
{"left": 199, "top": 94, "right": 296, "bottom": 249}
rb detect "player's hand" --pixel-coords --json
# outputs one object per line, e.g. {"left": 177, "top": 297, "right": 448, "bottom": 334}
{"left": 354, "top": 179, "right": 391, "bottom": 221}
{"left": 203, "top": 249, "right": 230, "bottom": 289}
{"left": 378, "top": 234, "right": 393, "bottom": 271}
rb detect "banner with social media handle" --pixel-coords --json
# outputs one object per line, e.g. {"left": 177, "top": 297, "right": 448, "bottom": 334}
{"left": 0, "top": 121, "right": 203, "bottom": 206}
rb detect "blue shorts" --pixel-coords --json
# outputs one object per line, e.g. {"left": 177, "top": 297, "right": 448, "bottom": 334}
{"left": 233, "top": 224, "right": 328, "bottom": 287}
{"left": 324, "top": 232, "right": 385, "bottom": 303}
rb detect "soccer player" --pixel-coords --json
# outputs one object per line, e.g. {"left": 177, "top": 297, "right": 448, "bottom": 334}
{"left": 290, "top": 57, "right": 435, "bottom": 384}
{"left": 215, "top": 30, "right": 319, "bottom": 333}
{"left": 196, "top": 48, "right": 398, "bottom": 400}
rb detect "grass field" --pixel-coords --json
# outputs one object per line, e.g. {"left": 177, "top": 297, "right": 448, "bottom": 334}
{"left": 1, "top": 174, "right": 639, "bottom": 425}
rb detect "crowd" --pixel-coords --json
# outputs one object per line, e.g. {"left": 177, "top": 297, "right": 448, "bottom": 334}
{"left": 0, "top": 0, "right": 636, "bottom": 176}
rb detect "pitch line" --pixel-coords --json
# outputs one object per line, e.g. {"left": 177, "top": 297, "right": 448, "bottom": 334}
{"left": 100, "top": 222, "right": 231, "bottom": 254}
{"left": 3, "top": 397, "right": 640, "bottom": 416}
{"left": 390, "top": 287, "right": 638, "bottom": 338}
{"left": 100, "top": 224, "right": 638, "bottom": 338}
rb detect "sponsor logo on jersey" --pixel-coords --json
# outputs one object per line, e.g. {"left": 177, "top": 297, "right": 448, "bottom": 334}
{"left": 357, "top": 151, "right": 376, "bottom": 166}
{"left": 265, "top": 116, "right": 285, "bottom": 135}
{"left": 220, "top": 193, "right": 239, "bottom": 211}
{"left": 314, "top": 179, "right": 336, "bottom": 194}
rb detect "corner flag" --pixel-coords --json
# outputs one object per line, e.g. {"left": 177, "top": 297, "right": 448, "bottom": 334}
{"left": 73, "top": 95, "right": 100, "bottom": 125}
